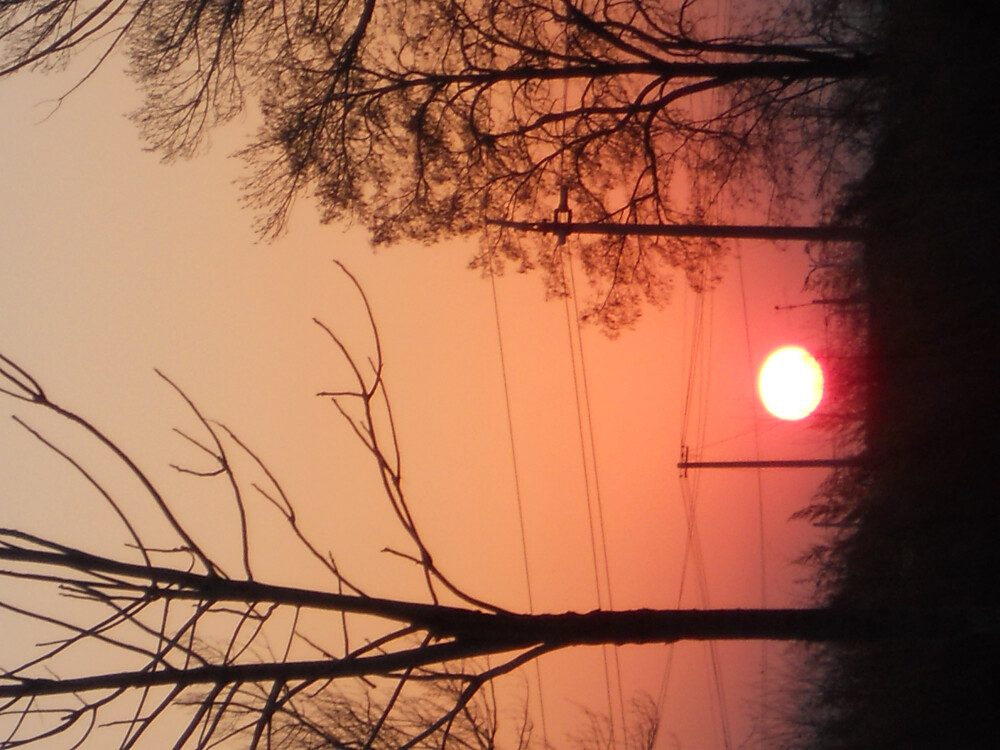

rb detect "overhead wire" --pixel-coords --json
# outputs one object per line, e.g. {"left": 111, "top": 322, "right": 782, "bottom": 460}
{"left": 656, "top": 0, "right": 744, "bottom": 742}
{"left": 734, "top": 189, "right": 774, "bottom": 750}
{"left": 656, "top": 277, "right": 707, "bottom": 717}
{"left": 480, "top": 12, "right": 553, "bottom": 739}
{"left": 680, "top": 286, "right": 735, "bottom": 750}
{"left": 563, "top": 248, "right": 629, "bottom": 748}
{"left": 486, "top": 265, "right": 552, "bottom": 748}
{"left": 555, "top": 3, "right": 627, "bottom": 745}
{"left": 703, "top": 1, "right": 743, "bottom": 745}
{"left": 687, "top": 288, "right": 736, "bottom": 750}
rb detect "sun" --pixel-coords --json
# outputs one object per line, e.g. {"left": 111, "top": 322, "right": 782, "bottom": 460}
{"left": 758, "top": 346, "right": 824, "bottom": 420}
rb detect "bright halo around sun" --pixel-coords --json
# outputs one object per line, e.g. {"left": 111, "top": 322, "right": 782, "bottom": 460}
{"left": 758, "top": 346, "right": 824, "bottom": 420}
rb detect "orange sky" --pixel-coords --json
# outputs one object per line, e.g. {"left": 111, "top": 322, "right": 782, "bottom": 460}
{"left": 1, "top": 45, "right": 837, "bottom": 749}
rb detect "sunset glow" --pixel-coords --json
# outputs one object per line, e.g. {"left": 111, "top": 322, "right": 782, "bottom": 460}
{"left": 758, "top": 346, "right": 824, "bottom": 420}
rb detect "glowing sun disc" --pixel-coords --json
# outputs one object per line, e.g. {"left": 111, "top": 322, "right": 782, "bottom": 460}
{"left": 758, "top": 346, "right": 824, "bottom": 420}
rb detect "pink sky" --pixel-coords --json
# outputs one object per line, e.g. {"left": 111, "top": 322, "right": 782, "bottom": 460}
{"left": 1, "top": 43, "right": 836, "bottom": 749}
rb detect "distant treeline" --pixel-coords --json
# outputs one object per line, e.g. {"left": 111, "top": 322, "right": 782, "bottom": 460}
{"left": 782, "top": 2, "right": 999, "bottom": 747}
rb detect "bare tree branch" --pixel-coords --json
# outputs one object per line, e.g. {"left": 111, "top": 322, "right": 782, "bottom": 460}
{"left": 3, "top": 0, "right": 877, "bottom": 331}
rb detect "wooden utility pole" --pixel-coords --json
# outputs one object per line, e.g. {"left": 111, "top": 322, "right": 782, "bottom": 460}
{"left": 677, "top": 447, "right": 861, "bottom": 477}
{"left": 486, "top": 218, "right": 864, "bottom": 244}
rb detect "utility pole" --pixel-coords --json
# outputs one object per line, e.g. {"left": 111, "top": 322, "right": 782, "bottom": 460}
{"left": 677, "top": 446, "right": 861, "bottom": 477}
{"left": 486, "top": 218, "right": 864, "bottom": 243}
{"left": 488, "top": 186, "right": 863, "bottom": 245}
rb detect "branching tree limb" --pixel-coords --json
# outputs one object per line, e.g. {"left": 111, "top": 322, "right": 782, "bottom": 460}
{"left": 2, "top": 0, "right": 880, "bottom": 331}
{"left": 0, "top": 262, "right": 989, "bottom": 748}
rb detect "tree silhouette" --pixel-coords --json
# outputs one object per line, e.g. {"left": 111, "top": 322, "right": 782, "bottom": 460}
{"left": 0, "top": 263, "right": 986, "bottom": 748}
{"left": 1, "top": 0, "right": 878, "bottom": 330}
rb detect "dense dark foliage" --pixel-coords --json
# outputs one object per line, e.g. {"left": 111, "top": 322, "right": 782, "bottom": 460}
{"left": 785, "top": 1, "right": 999, "bottom": 746}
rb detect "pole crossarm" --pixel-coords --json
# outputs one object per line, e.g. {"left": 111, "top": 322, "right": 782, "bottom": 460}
{"left": 486, "top": 219, "right": 865, "bottom": 243}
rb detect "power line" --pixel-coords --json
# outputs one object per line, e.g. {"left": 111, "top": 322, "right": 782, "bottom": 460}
{"left": 563, "top": 248, "right": 628, "bottom": 749}
{"left": 736, "top": 245, "right": 769, "bottom": 750}
{"left": 554, "top": 7, "right": 625, "bottom": 743}
{"left": 660, "top": 278, "right": 735, "bottom": 750}
{"left": 487, "top": 265, "right": 551, "bottom": 747}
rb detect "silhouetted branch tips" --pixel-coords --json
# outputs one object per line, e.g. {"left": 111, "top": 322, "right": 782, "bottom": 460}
{"left": 11, "top": 320, "right": 974, "bottom": 747}
{"left": 3, "top": 222, "right": 985, "bottom": 746}
{"left": 0, "top": 286, "right": 516, "bottom": 744}
{"left": 4, "top": 0, "right": 876, "bottom": 331}
{"left": 0, "top": 353, "right": 45, "bottom": 402}
{"left": 0, "top": 1, "right": 896, "bottom": 740}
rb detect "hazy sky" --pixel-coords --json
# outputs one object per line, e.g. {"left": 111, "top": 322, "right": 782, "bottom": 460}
{"left": 1, "top": 41, "right": 837, "bottom": 750}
